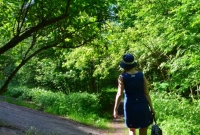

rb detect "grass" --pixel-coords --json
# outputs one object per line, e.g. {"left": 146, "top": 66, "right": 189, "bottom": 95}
{"left": 0, "top": 96, "right": 38, "bottom": 110}
{"left": 0, "top": 119, "right": 7, "bottom": 127}
{"left": 2, "top": 85, "right": 200, "bottom": 135}
{"left": 1, "top": 86, "right": 110, "bottom": 129}
{"left": 151, "top": 91, "right": 200, "bottom": 135}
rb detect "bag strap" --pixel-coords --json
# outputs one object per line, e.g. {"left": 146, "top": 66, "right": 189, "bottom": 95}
{"left": 153, "top": 115, "right": 157, "bottom": 124}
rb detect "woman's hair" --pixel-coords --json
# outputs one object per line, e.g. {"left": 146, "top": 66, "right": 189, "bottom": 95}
{"left": 121, "top": 67, "right": 136, "bottom": 73}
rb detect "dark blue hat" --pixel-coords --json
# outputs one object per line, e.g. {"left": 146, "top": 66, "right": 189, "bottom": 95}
{"left": 120, "top": 54, "right": 137, "bottom": 69}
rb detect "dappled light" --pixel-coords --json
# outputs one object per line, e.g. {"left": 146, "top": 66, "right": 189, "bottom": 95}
{"left": 0, "top": 0, "right": 200, "bottom": 134}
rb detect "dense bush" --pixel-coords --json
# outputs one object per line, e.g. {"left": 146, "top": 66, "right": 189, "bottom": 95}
{"left": 152, "top": 91, "right": 200, "bottom": 135}
{"left": 98, "top": 88, "right": 116, "bottom": 112}
{"left": 5, "top": 86, "right": 101, "bottom": 115}
{"left": 4, "top": 86, "right": 106, "bottom": 127}
{"left": 4, "top": 86, "right": 200, "bottom": 132}
{"left": 5, "top": 87, "right": 25, "bottom": 98}
{"left": 65, "top": 92, "right": 101, "bottom": 115}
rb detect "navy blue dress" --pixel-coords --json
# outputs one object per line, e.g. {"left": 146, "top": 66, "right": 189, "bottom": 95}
{"left": 122, "top": 71, "right": 153, "bottom": 128}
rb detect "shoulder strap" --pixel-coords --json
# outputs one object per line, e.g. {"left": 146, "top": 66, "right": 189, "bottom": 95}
{"left": 153, "top": 115, "right": 157, "bottom": 124}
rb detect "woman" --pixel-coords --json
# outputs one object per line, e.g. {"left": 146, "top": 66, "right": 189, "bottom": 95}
{"left": 113, "top": 54, "right": 155, "bottom": 135}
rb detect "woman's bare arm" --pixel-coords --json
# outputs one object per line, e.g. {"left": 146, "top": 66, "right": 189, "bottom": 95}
{"left": 113, "top": 75, "right": 124, "bottom": 117}
{"left": 143, "top": 75, "right": 155, "bottom": 114}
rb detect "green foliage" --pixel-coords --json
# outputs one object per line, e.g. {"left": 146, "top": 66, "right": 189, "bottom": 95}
{"left": 5, "top": 86, "right": 25, "bottom": 98}
{"left": 152, "top": 91, "right": 200, "bottom": 135}
{"left": 25, "top": 127, "right": 40, "bottom": 135}
{"left": 0, "top": 119, "right": 7, "bottom": 127}
{"left": 1, "top": 0, "right": 199, "bottom": 97}
{"left": 0, "top": 96, "right": 38, "bottom": 110}
{"left": 152, "top": 82, "right": 170, "bottom": 91}
{"left": 0, "top": 2, "right": 199, "bottom": 133}
{"left": 110, "top": 0, "right": 200, "bottom": 96}
{"left": 0, "top": 0, "right": 117, "bottom": 94}
{"left": 3, "top": 85, "right": 200, "bottom": 132}
{"left": 98, "top": 88, "right": 116, "bottom": 118}
{"left": 0, "top": 1, "right": 18, "bottom": 44}
{"left": 4, "top": 85, "right": 107, "bottom": 128}
{"left": 66, "top": 92, "right": 101, "bottom": 115}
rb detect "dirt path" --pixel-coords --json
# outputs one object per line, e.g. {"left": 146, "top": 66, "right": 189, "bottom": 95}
{"left": 108, "top": 116, "right": 127, "bottom": 135}
{"left": 0, "top": 101, "right": 126, "bottom": 135}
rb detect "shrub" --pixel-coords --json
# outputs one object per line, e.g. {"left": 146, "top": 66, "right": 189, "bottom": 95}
{"left": 65, "top": 92, "right": 101, "bottom": 116}
{"left": 5, "top": 86, "right": 25, "bottom": 98}
{"left": 151, "top": 91, "right": 200, "bottom": 135}
{"left": 5, "top": 86, "right": 102, "bottom": 117}
{"left": 98, "top": 88, "right": 116, "bottom": 118}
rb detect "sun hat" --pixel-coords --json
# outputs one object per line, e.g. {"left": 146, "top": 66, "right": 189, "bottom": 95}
{"left": 120, "top": 54, "right": 137, "bottom": 69}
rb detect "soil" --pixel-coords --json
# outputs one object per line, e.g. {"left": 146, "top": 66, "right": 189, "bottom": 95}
{"left": 0, "top": 97, "right": 127, "bottom": 135}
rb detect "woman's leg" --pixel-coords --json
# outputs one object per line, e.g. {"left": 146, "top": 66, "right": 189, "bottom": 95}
{"left": 129, "top": 128, "right": 136, "bottom": 135}
{"left": 139, "top": 127, "right": 148, "bottom": 135}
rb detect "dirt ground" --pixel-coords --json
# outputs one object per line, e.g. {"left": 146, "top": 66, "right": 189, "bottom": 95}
{"left": 0, "top": 99, "right": 127, "bottom": 135}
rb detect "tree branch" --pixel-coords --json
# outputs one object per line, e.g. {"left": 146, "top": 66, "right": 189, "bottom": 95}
{"left": 0, "top": 32, "right": 96, "bottom": 94}
{"left": 65, "top": 0, "right": 71, "bottom": 14}
{"left": 15, "top": 0, "right": 27, "bottom": 35}
{"left": 0, "top": 13, "right": 69, "bottom": 55}
{"left": 18, "top": 0, "right": 32, "bottom": 34}
{"left": 23, "top": 32, "right": 37, "bottom": 59}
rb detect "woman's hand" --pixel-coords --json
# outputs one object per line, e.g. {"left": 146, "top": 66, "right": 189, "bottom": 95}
{"left": 113, "top": 109, "right": 118, "bottom": 118}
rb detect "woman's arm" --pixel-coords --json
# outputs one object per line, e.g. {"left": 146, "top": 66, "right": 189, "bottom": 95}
{"left": 113, "top": 75, "right": 124, "bottom": 118}
{"left": 143, "top": 75, "right": 156, "bottom": 115}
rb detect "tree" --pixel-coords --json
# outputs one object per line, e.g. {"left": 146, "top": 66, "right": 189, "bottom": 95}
{"left": 0, "top": 0, "right": 116, "bottom": 94}
{"left": 114, "top": 0, "right": 200, "bottom": 95}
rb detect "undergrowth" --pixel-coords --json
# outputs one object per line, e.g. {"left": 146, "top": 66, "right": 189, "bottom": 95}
{"left": 3, "top": 86, "right": 108, "bottom": 129}
{"left": 3, "top": 86, "right": 200, "bottom": 134}
{"left": 151, "top": 91, "right": 200, "bottom": 135}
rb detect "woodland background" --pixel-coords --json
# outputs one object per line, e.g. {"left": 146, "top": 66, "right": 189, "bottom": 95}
{"left": 0, "top": 0, "right": 200, "bottom": 134}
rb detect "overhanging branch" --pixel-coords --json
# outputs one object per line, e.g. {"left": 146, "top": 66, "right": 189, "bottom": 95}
{"left": 0, "top": 32, "right": 97, "bottom": 94}
{"left": 0, "top": 0, "right": 72, "bottom": 55}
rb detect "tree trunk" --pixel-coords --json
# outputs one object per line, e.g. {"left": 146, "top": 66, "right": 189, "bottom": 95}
{"left": 0, "top": 60, "right": 26, "bottom": 94}
{"left": 0, "top": 45, "right": 56, "bottom": 94}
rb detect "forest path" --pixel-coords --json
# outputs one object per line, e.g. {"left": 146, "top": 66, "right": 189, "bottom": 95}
{"left": 0, "top": 100, "right": 126, "bottom": 135}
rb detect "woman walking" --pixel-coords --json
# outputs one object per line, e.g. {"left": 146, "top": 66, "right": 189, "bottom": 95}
{"left": 113, "top": 54, "right": 155, "bottom": 135}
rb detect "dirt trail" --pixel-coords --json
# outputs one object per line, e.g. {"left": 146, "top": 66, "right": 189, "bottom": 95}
{"left": 0, "top": 100, "right": 126, "bottom": 135}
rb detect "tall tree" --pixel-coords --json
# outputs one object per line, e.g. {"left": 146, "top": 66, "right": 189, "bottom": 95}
{"left": 0, "top": 0, "right": 116, "bottom": 94}
{"left": 114, "top": 0, "right": 200, "bottom": 95}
